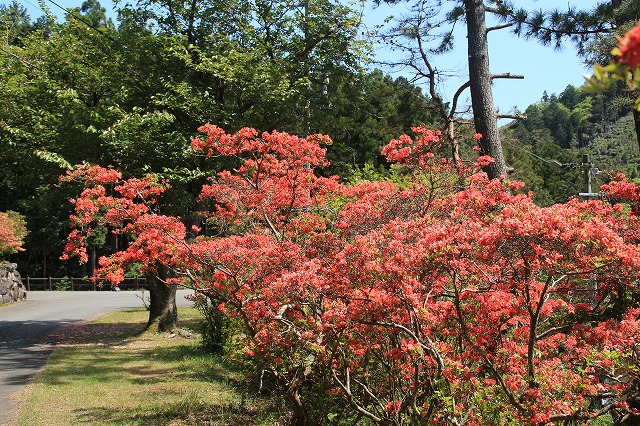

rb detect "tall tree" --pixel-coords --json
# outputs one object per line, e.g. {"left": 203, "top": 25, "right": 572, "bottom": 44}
{"left": 378, "top": 0, "right": 529, "bottom": 179}
{"left": 464, "top": 0, "right": 509, "bottom": 178}
{"left": 502, "top": 0, "right": 639, "bottom": 62}
{"left": 115, "top": 0, "right": 369, "bottom": 135}
{"left": 376, "top": 0, "right": 639, "bottom": 179}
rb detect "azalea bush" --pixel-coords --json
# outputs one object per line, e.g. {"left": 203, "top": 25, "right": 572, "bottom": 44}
{"left": 63, "top": 125, "right": 640, "bottom": 425}
{"left": 0, "top": 210, "right": 27, "bottom": 259}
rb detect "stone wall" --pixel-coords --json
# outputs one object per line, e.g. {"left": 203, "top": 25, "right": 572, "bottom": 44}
{"left": 0, "top": 263, "right": 26, "bottom": 303}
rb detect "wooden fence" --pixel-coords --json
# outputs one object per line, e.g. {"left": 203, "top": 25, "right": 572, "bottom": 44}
{"left": 23, "top": 276, "right": 147, "bottom": 291}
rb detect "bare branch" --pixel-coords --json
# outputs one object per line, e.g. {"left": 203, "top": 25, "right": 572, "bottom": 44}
{"left": 486, "top": 22, "right": 514, "bottom": 33}
{"left": 330, "top": 368, "right": 383, "bottom": 423}
{"left": 450, "top": 81, "right": 471, "bottom": 120}
{"left": 491, "top": 72, "right": 524, "bottom": 81}
{"left": 496, "top": 114, "right": 526, "bottom": 120}
{"left": 450, "top": 74, "right": 522, "bottom": 118}
{"left": 549, "top": 402, "right": 614, "bottom": 423}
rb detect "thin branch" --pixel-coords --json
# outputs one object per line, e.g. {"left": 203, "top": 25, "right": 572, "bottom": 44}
{"left": 449, "top": 81, "right": 471, "bottom": 120}
{"left": 491, "top": 72, "right": 524, "bottom": 81}
{"left": 362, "top": 319, "right": 445, "bottom": 374}
{"left": 330, "top": 368, "right": 383, "bottom": 423}
{"left": 486, "top": 22, "right": 514, "bottom": 33}
{"left": 535, "top": 324, "right": 573, "bottom": 341}
{"left": 496, "top": 114, "right": 526, "bottom": 120}
{"left": 449, "top": 74, "right": 522, "bottom": 119}
{"left": 549, "top": 402, "right": 614, "bottom": 423}
{"left": 451, "top": 273, "right": 526, "bottom": 414}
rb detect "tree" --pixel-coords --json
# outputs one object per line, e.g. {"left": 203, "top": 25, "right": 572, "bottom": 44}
{"left": 377, "top": 0, "right": 536, "bottom": 179}
{"left": 376, "top": 0, "right": 640, "bottom": 179}
{"left": 318, "top": 70, "right": 441, "bottom": 178}
{"left": 61, "top": 165, "right": 185, "bottom": 331}
{"left": 190, "top": 125, "right": 640, "bottom": 425}
{"left": 116, "top": 0, "right": 369, "bottom": 135}
{"left": 463, "top": 0, "right": 511, "bottom": 178}
{"left": 503, "top": 0, "right": 639, "bottom": 62}
{"left": 0, "top": 1, "right": 35, "bottom": 47}
{"left": 1, "top": 0, "right": 439, "bottom": 339}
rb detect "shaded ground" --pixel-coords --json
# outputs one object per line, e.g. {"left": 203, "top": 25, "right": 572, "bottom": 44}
{"left": 0, "top": 290, "right": 194, "bottom": 425}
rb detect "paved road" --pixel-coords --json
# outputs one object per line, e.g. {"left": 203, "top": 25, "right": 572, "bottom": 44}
{"left": 0, "top": 290, "right": 194, "bottom": 426}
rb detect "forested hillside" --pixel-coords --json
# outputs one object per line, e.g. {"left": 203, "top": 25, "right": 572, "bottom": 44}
{"left": 503, "top": 84, "right": 640, "bottom": 206}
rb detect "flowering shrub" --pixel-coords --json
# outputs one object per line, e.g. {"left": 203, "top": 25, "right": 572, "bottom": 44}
{"left": 0, "top": 211, "right": 27, "bottom": 258}
{"left": 615, "top": 24, "right": 640, "bottom": 70}
{"left": 63, "top": 126, "right": 640, "bottom": 425}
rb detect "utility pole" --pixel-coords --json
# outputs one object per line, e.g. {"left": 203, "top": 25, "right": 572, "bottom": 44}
{"left": 578, "top": 154, "right": 602, "bottom": 200}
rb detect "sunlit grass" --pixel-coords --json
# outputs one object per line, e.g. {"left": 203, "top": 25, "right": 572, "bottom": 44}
{"left": 16, "top": 307, "right": 286, "bottom": 425}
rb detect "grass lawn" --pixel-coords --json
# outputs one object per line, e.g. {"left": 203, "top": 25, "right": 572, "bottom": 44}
{"left": 15, "top": 307, "right": 287, "bottom": 426}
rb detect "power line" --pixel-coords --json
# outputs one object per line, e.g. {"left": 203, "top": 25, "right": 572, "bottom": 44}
{"left": 504, "top": 139, "right": 580, "bottom": 169}
{"left": 43, "top": 0, "right": 117, "bottom": 42}
{"left": 504, "top": 138, "right": 607, "bottom": 199}
{"left": 20, "top": 0, "right": 47, "bottom": 15}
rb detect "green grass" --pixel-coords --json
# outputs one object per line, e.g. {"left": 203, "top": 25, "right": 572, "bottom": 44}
{"left": 15, "top": 307, "right": 287, "bottom": 426}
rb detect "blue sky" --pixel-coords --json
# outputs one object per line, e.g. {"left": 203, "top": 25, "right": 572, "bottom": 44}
{"left": 9, "top": 0, "right": 605, "bottom": 119}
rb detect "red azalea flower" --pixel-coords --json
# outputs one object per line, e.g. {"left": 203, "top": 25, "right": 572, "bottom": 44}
{"left": 615, "top": 24, "right": 640, "bottom": 69}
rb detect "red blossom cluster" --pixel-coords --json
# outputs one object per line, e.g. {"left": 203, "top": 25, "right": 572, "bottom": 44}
{"left": 193, "top": 125, "right": 339, "bottom": 239}
{"left": 61, "top": 166, "right": 184, "bottom": 279}
{"left": 0, "top": 211, "right": 26, "bottom": 256}
{"left": 615, "top": 23, "right": 640, "bottom": 69}
{"left": 62, "top": 126, "right": 640, "bottom": 425}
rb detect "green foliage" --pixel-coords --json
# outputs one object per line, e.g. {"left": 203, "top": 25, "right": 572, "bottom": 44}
{"left": 589, "top": 113, "right": 640, "bottom": 175}
{"left": 0, "top": 0, "right": 442, "bottom": 277}
{"left": 322, "top": 71, "right": 440, "bottom": 179}
{"left": 502, "top": 81, "right": 640, "bottom": 205}
{"left": 503, "top": 136, "right": 582, "bottom": 206}
{"left": 54, "top": 277, "right": 71, "bottom": 291}
{"left": 510, "top": 85, "right": 629, "bottom": 150}
{"left": 504, "top": 0, "right": 639, "bottom": 56}
{"left": 192, "top": 294, "right": 229, "bottom": 354}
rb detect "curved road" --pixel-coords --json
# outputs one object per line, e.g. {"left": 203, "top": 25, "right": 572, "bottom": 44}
{"left": 0, "top": 290, "right": 194, "bottom": 426}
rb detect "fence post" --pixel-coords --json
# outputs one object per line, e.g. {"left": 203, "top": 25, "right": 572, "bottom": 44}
{"left": 48, "top": 277, "right": 52, "bottom": 291}
{"left": 26, "top": 276, "right": 30, "bottom": 291}
{"left": 92, "top": 279, "right": 96, "bottom": 291}
{"left": 71, "top": 277, "right": 74, "bottom": 291}
{"left": 135, "top": 277, "right": 139, "bottom": 290}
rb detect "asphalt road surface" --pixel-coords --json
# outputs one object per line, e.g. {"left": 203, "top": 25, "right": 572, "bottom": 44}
{"left": 0, "top": 290, "right": 194, "bottom": 426}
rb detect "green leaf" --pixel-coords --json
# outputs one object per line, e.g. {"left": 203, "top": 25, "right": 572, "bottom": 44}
{"left": 34, "top": 149, "right": 72, "bottom": 170}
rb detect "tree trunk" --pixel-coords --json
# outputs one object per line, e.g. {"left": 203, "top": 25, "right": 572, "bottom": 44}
{"left": 42, "top": 246, "right": 47, "bottom": 277}
{"left": 286, "top": 383, "right": 307, "bottom": 426}
{"left": 633, "top": 108, "right": 640, "bottom": 152}
{"left": 145, "top": 265, "right": 178, "bottom": 332}
{"left": 90, "top": 245, "right": 96, "bottom": 277}
{"left": 464, "top": 0, "right": 508, "bottom": 180}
